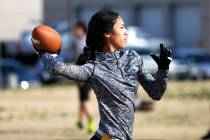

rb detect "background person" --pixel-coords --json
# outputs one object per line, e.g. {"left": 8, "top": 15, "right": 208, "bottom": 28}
{"left": 70, "top": 21, "right": 94, "bottom": 133}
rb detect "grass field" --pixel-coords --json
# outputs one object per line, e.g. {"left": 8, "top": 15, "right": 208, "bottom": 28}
{"left": 0, "top": 81, "right": 209, "bottom": 140}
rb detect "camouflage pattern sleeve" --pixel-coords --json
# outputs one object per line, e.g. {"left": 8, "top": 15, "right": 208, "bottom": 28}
{"left": 137, "top": 54, "right": 169, "bottom": 100}
{"left": 41, "top": 53, "right": 94, "bottom": 82}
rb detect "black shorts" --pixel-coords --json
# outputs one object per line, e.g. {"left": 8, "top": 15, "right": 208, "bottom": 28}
{"left": 89, "top": 135, "right": 100, "bottom": 140}
{"left": 77, "top": 82, "right": 91, "bottom": 101}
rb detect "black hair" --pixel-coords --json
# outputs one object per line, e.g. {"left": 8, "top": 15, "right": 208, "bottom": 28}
{"left": 75, "top": 21, "right": 87, "bottom": 33}
{"left": 76, "top": 10, "right": 119, "bottom": 65}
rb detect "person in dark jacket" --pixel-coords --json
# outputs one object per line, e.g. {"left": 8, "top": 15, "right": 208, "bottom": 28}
{"left": 33, "top": 10, "right": 172, "bottom": 140}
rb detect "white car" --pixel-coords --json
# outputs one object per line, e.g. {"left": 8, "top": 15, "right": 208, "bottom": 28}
{"left": 127, "top": 26, "right": 173, "bottom": 49}
{"left": 124, "top": 46, "right": 190, "bottom": 80}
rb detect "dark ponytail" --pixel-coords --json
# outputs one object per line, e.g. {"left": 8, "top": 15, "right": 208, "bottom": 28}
{"left": 76, "top": 47, "right": 93, "bottom": 65}
{"left": 76, "top": 10, "right": 119, "bottom": 65}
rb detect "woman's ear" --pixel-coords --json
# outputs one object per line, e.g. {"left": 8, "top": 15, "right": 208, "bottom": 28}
{"left": 104, "top": 33, "right": 111, "bottom": 38}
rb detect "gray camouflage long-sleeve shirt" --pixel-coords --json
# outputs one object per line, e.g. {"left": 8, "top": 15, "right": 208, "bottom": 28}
{"left": 41, "top": 49, "right": 168, "bottom": 140}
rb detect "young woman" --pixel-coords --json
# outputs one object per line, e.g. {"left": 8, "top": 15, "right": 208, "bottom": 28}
{"left": 36, "top": 10, "right": 172, "bottom": 140}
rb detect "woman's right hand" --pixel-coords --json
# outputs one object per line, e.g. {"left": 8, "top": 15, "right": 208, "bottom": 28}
{"left": 31, "top": 38, "right": 61, "bottom": 56}
{"left": 31, "top": 38, "right": 45, "bottom": 56}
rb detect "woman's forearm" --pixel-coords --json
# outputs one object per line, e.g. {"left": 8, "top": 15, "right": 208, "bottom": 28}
{"left": 41, "top": 53, "right": 94, "bottom": 81}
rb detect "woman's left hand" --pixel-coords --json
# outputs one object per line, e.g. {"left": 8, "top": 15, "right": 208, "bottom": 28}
{"left": 150, "top": 44, "right": 172, "bottom": 70}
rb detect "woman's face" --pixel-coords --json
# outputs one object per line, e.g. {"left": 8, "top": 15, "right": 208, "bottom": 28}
{"left": 104, "top": 16, "right": 128, "bottom": 51}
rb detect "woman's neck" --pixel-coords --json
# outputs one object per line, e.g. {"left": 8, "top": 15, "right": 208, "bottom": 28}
{"left": 103, "top": 44, "right": 118, "bottom": 52}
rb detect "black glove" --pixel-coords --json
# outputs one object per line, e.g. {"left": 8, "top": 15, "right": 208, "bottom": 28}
{"left": 150, "top": 44, "right": 172, "bottom": 70}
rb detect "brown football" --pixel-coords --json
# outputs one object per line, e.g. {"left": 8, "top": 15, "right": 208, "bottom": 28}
{"left": 31, "top": 25, "right": 62, "bottom": 54}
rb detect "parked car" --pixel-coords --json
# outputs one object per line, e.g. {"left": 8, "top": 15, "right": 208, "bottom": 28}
{"left": 0, "top": 58, "right": 66, "bottom": 89}
{"left": 127, "top": 26, "right": 173, "bottom": 49}
{"left": 0, "top": 58, "right": 40, "bottom": 88}
{"left": 174, "top": 47, "right": 210, "bottom": 79}
{"left": 173, "top": 47, "right": 209, "bottom": 58}
{"left": 186, "top": 54, "right": 210, "bottom": 79}
{"left": 124, "top": 45, "right": 190, "bottom": 80}
{"left": 1, "top": 40, "right": 19, "bottom": 57}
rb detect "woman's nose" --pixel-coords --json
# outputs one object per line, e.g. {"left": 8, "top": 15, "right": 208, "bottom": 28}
{"left": 124, "top": 29, "right": 128, "bottom": 36}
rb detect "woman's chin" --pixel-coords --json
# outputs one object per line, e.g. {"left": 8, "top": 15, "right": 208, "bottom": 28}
{"left": 121, "top": 44, "right": 126, "bottom": 49}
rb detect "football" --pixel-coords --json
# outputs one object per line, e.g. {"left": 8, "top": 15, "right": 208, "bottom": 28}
{"left": 31, "top": 25, "right": 62, "bottom": 54}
